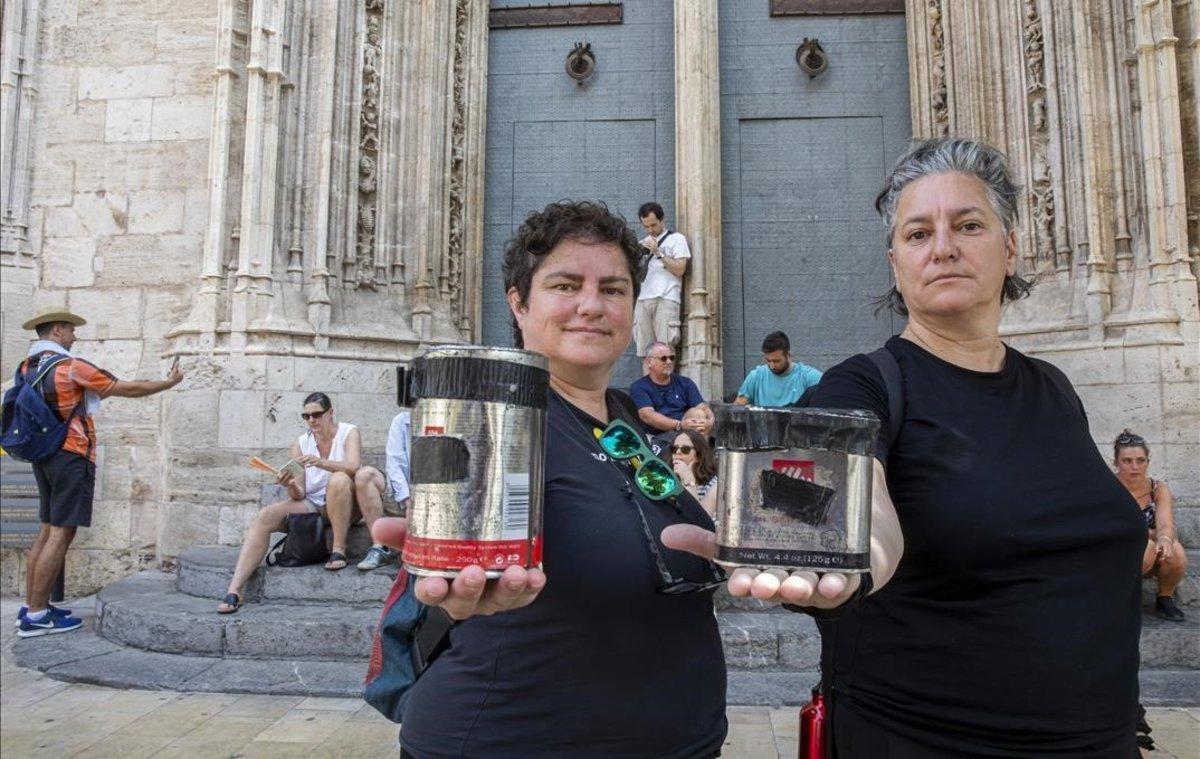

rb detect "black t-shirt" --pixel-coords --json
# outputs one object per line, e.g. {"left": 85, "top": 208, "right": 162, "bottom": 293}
{"left": 401, "top": 389, "right": 727, "bottom": 759}
{"left": 805, "top": 337, "right": 1144, "bottom": 756}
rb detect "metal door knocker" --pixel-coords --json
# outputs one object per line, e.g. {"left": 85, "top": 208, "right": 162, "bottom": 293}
{"left": 566, "top": 42, "right": 596, "bottom": 85}
{"left": 796, "top": 38, "right": 828, "bottom": 79}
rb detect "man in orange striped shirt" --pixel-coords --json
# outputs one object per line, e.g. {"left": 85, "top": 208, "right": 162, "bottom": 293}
{"left": 16, "top": 309, "right": 183, "bottom": 638}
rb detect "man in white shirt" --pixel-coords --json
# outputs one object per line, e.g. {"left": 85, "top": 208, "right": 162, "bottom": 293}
{"left": 634, "top": 201, "right": 690, "bottom": 356}
{"left": 356, "top": 408, "right": 411, "bottom": 570}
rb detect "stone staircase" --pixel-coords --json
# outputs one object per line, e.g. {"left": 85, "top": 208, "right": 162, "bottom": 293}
{"left": 11, "top": 535, "right": 1200, "bottom": 706}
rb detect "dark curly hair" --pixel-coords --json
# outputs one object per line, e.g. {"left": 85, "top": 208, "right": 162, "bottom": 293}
{"left": 501, "top": 200, "right": 644, "bottom": 348}
{"left": 1113, "top": 429, "right": 1149, "bottom": 460}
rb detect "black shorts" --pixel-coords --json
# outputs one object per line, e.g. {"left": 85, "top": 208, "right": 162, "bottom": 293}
{"left": 32, "top": 449, "right": 95, "bottom": 528}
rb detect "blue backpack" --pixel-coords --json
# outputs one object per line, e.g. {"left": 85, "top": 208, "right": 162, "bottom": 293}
{"left": 1, "top": 355, "right": 76, "bottom": 463}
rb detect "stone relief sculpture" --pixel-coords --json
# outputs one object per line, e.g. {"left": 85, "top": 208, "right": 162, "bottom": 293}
{"left": 1022, "top": 0, "right": 1055, "bottom": 265}
{"left": 355, "top": 0, "right": 384, "bottom": 290}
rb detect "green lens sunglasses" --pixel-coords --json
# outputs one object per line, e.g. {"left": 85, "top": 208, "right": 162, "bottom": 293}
{"left": 594, "top": 419, "right": 683, "bottom": 500}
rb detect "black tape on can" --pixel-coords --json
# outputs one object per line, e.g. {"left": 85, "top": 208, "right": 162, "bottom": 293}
{"left": 411, "top": 355, "right": 549, "bottom": 409}
{"left": 410, "top": 437, "right": 471, "bottom": 484}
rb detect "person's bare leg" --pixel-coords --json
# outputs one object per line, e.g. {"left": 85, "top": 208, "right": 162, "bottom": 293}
{"left": 324, "top": 472, "right": 354, "bottom": 558}
{"left": 1142, "top": 540, "right": 1157, "bottom": 576}
{"left": 28, "top": 526, "right": 77, "bottom": 612}
{"left": 1157, "top": 539, "right": 1188, "bottom": 597}
{"left": 222, "top": 500, "right": 307, "bottom": 608}
{"left": 24, "top": 524, "right": 51, "bottom": 608}
{"left": 354, "top": 467, "right": 387, "bottom": 530}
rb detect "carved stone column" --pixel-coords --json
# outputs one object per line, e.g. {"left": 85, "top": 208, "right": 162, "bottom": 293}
{"left": 0, "top": 0, "right": 40, "bottom": 261}
{"left": 674, "top": 0, "right": 723, "bottom": 399}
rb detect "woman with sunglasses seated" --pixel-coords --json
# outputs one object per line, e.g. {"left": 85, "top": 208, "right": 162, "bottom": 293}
{"left": 217, "top": 392, "right": 390, "bottom": 613}
{"left": 373, "top": 201, "right": 727, "bottom": 758}
{"left": 670, "top": 429, "right": 719, "bottom": 516}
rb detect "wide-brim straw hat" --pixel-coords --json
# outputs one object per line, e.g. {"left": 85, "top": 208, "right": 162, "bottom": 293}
{"left": 22, "top": 308, "right": 87, "bottom": 331}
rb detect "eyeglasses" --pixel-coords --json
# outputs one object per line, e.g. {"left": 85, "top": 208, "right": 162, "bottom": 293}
{"left": 300, "top": 410, "right": 328, "bottom": 421}
{"left": 596, "top": 419, "right": 682, "bottom": 500}
{"left": 651, "top": 355, "right": 676, "bottom": 363}
{"left": 670, "top": 445, "right": 695, "bottom": 455}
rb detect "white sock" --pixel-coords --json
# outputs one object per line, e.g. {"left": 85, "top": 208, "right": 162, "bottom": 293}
{"left": 26, "top": 609, "right": 49, "bottom": 622}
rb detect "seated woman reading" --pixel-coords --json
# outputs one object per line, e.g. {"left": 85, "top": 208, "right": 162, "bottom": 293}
{"left": 217, "top": 392, "right": 391, "bottom": 613}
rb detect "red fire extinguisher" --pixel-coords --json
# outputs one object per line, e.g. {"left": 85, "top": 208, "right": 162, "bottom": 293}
{"left": 798, "top": 682, "right": 826, "bottom": 759}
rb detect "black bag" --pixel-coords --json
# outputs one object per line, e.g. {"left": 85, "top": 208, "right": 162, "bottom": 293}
{"left": 635, "top": 230, "right": 674, "bottom": 283}
{"left": 267, "top": 512, "right": 330, "bottom": 567}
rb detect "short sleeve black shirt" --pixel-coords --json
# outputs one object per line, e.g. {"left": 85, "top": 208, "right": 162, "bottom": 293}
{"left": 805, "top": 337, "right": 1144, "bottom": 756}
{"left": 400, "top": 390, "right": 727, "bottom": 758}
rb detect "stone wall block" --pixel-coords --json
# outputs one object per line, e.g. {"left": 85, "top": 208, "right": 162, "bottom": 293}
{"left": 167, "top": 451, "right": 263, "bottom": 505}
{"left": 41, "top": 0, "right": 80, "bottom": 26}
{"left": 265, "top": 356, "right": 295, "bottom": 390}
{"left": 143, "top": 285, "right": 193, "bottom": 337}
{"left": 1043, "top": 348, "right": 1123, "bottom": 388}
{"left": 158, "top": 502, "right": 221, "bottom": 557}
{"left": 163, "top": 389, "right": 220, "bottom": 450}
{"left": 105, "top": 98, "right": 154, "bottom": 143}
{"left": 96, "top": 233, "right": 199, "bottom": 287}
{"left": 0, "top": 550, "right": 27, "bottom": 596}
{"left": 127, "top": 189, "right": 186, "bottom": 234}
{"left": 172, "top": 66, "right": 213, "bottom": 96}
{"left": 67, "top": 287, "right": 144, "bottom": 340}
{"left": 291, "top": 357, "right": 393, "bottom": 395}
{"left": 77, "top": 1, "right": 215, "bottom": 24}
{"left": 218, "top": 390, "right": 267, "bottom": 449}
{"left": 1077, "top": 383, "right": 1165, "bottom": 446}
{"left": 264, "top": 391, "right": 310, "bottom": 448}
{"left": 99, "top": 445, "right": 160, "bottom": 505}
{"left": 150, "top": 96, "right": 210, "bottom": 141}
{"left": 131, "top": 502, "right": 159, "bottom": 551}
{"left": 75, "top": 338, "right": 145, "bottom": 378}
{"left": 218, "top": 504, "right": 259, "bottom": 545}
{"left": 29, "top": 158, "right": 74, "bottom": 207}
{"left": 155, "top": 20, "right": 217, "bottom": 57}
{"left": 40, "top": 237, "right": 96, "bottom": 288}
{"left": 329, "top": 392, "right": 395, "bottom": 448}
{"left": 1157, "top": 345, "right": 1200, "bottom": 384}
{"left": 67, "top": 141, "right": 207, "bottom": 193}
{"left": 1161, "top": 383, "right": 1200, "bottom": 446}
{"left": 45, "top": 100, "right": 105, "bottom": 144}
{"left": 75, "top": 499, "right": 132, "bottom": 550}
{"left": 49, "top": 191, "right": 129, "bottom": 238}
{"left": 182, "top": 188, "right": 208, "bottom": 235}
{"left": 1160, "top": 444, "right": 1200, "bottom": 503}
{"left": 79, "top": 64, "right": 174, "bottom": 100}
{"left": 188, "top": 356, "right": 267, "bottom": 390}
{"left": 65, "top": 547, "right": 149, "bottom": 596}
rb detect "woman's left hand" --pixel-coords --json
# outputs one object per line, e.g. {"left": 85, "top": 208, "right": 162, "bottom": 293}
{"left": 371, "top": 517, "right": 547, "bottom": 620}
{"left": 297, "top": 454, "right": 324, "bottom": 469}
{"left": 660, "top": 523, "right": 861, "bottom": 609}
{"left": 672, "top": 460, "right": 696, "bottom": 488}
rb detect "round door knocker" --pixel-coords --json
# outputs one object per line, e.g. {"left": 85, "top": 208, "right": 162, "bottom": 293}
{"left": 796, "top": 38, "right": 828, "bottom": 79}
{"left": 565, "top": 42, "right": 596, "bottom": 85}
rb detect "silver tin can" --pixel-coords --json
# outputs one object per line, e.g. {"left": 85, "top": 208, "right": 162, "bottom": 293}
{"left": 402, "top": 346, "right": 548, "bottom": 579}
{"left": 713, "top": 405, "right": 879, "bottom": 573}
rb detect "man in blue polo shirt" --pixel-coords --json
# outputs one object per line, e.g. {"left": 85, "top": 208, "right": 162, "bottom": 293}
{"left": 630, "top": 342, "right": 706, "bottom": 433}
{"left": 734, "top": 331, "right": 822, "bottom": 407}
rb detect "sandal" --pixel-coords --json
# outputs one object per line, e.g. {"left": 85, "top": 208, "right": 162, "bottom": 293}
{"left": 217, "top": 592, "right": 242, "bottom": 614}
{"left": 324, "top": 552, "right": 348, "bottom": 571}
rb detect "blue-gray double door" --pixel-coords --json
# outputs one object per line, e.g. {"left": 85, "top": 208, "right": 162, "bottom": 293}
{"left": 482, "top": 0, "right": 911, "bottom": 395}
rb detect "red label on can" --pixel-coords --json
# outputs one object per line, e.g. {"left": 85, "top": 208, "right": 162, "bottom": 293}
{"left": 423, "top": 425, "right": 444, "bottom": 435}
{"left": 404, "top": 534, "right": 542, "bottom": 571}
{"left": 772, "top": 459, "right": 815, "bottom": 482}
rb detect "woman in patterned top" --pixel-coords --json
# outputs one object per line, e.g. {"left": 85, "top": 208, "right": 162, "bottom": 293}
{"left": 1114, "top": 429, "right": 1188, "bottom": 621}
{"left": 670, "top": 428, "right": 718, "bottom": 516}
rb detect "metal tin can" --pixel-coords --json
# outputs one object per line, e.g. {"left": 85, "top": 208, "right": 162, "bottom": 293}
{"left": 712, "top": 404, "right": 879, "bottom": 573}
{"left": 402, "top": 346, "right": 548, "bottom": 578}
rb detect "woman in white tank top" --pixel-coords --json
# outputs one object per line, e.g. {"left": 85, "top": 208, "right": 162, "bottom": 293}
{"left": 217, "top": 392, "right": 392, "bottom": 613}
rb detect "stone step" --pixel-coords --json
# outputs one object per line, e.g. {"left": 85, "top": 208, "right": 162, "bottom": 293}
{"left": 176, "top": 545, "right": 398, "bottom": 606}
{"left": 1140, "top": 614, "right": 1200, "bottom": 669}
{"left": 14, "top": 627, "right": 1199, "bottom": 707}
{"left": 97, "top": 572, "right": 381, "bottom": 661}
{"left": 1141, "top": 548, "right": 1200, "bottom": 608}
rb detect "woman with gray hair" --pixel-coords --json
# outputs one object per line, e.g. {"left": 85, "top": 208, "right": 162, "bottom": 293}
{"left": 667, "top": 138, "right": 1145, "bottom": 756}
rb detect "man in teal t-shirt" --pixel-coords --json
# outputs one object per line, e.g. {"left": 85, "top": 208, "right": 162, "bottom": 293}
{"left": 735, "top": 331, "right": 822, "bottom": 407}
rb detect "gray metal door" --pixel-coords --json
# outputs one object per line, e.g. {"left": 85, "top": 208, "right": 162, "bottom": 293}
{"left": 719, "top": 0, "right": 911, "bottom": 394}
{"left": 483, "top": 1, "right": 676, "bottom": 389}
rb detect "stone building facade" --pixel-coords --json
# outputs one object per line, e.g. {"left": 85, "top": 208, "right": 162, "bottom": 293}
{"left": 1, "top": 0, "right": 1197, "bottom": 594}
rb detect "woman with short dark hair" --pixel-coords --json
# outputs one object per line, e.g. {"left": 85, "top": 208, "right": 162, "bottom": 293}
{"left": 376, "top": 200, "right": 727, "bottom": 758}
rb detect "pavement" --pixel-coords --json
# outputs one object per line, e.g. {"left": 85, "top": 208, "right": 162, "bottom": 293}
{"left": 1, "top": 598, "right": 1197, "bottom": 758}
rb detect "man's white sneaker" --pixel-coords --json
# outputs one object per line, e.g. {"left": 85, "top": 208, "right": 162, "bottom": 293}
{"left": 357, "top": 545, "right": 394, "bottom": 571}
